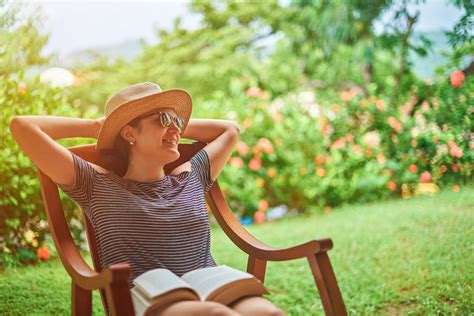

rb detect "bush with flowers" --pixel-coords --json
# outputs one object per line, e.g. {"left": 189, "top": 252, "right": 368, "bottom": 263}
{"left": 1, "top": 73, "right": 98, "bottom": 268}
{"left": 200, "top": 71, "right": 472, "bottom": 219}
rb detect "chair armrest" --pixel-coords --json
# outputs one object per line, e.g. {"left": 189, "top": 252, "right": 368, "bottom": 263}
{"left": 206, "top": 182, "right": 334, "bottom": 261}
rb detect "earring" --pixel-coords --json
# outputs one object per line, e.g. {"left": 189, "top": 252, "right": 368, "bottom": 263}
{"left": 129, "top": 140, "right": 135, "bottom": 145}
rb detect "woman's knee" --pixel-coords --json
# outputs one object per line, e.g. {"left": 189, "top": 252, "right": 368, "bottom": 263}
{"left": 205, "top": 302, "right": 240, "bottom": 316}
{"left": 159, "top": 301, "right": 239, "bottom": 316}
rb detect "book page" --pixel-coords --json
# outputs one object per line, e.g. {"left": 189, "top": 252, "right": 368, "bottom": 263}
{"left": 134, "top": 268, "right": 195, "bottom": 300}
{"left": 181, "top": 265, "right": 255, "bottom": 300}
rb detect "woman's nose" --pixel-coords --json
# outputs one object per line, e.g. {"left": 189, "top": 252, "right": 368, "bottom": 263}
{"left": 168, "top": 120, "right": 181, "bottom": 133}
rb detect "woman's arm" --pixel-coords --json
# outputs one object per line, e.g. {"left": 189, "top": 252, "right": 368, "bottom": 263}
{"left": 181, "top": 119, "right": 240, "bottom": 181}
{"left": 9, "top": 116, "right": 102, "bottom": 186}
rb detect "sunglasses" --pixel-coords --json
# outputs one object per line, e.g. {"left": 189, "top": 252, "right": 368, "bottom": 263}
{"left": 138, "top": 111, "right": 185, "bottom": 133}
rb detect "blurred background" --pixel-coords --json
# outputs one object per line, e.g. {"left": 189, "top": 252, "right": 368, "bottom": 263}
{"left": 1, "top": 0, "right": 472, "bottom": 314}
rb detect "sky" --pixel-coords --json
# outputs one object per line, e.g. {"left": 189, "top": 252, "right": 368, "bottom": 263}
{"left": 28, "top": 0, "right": 465, "bottom": 59}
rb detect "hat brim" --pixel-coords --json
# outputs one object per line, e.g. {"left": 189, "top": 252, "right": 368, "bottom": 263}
{"left": 96, "top": 88, "right": 192, "bottom": 150}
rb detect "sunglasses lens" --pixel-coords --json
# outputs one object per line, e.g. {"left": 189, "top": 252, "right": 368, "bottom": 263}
{"left": 161, "top": 112, "right": 172, "bottom": 127}
{"left": 174, "top": 117, "right": 184, "bottom": 132}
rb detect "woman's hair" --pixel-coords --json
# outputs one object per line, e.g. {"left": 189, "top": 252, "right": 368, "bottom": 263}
{"left": 100, "top": 116, "right": 142, "bottom": 177}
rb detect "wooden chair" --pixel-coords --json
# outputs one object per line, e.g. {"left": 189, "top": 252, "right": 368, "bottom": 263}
{"left": 37, "top": 142, "right": 347, "bottom": 316}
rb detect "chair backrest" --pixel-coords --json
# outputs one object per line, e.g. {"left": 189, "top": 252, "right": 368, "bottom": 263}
{"left": 37, "top": 141, "right": 205, "bottom": 314}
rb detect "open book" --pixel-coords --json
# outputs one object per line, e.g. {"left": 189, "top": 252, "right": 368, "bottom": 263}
{"left": 131, "top": 265, "right": 269, "bottom": 316}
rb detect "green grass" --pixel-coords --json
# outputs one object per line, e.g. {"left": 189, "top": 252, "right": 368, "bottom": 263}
{"left": 1, "top": 187, "right": 473, "bottom": 315}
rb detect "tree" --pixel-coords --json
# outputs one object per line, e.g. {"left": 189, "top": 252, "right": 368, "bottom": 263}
{"left": 0, "top": 0, "right": 51, "bottom": 75}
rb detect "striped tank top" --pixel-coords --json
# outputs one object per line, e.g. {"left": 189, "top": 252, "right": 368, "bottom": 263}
{"left": 58, "top": 149, "right": 217, "bottom": 288}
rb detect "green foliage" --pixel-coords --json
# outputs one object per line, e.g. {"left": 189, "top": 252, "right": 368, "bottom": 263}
{"left": 0, "top": 73, "right": 96, "bottom": 268}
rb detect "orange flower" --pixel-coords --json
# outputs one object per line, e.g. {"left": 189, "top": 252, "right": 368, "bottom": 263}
{"left": 353, "top": 145, "right": 363, "bottom": 156}
{"left": 249, "top": 157, "right": 262, "bottom": 171}
{"left": 229, "top": 157, "right": 244, "bottom": 168}
{"left": 449, "top": 146, "right": 463, "bottom": 158}
{"left": 256, "top": 177, "right": 265, "bottom": 187}
{"left": 387, "top": 116, "right": 402, "bottom": 133}
{"left": 411, "top": 139, "right": 417, "bottom": 148}
{"left": 345, "top": 133, "right": 354, "bottom": 144}
{"left": 365, "top": 149, "right": 372, "bottom": 158}
{"left": 387, "top": 181, "right": 397, "bottom": 191}
{"left": 37, "top": 245, "right": 51, "bottom": 261}
{"left": 326, "top": 156, "right": 332, "bottom": 164}
{"left": 243, "top": 119, "right": 252, "bottom": 129}
{"left": 409, "top": 164, "right": 418, "bottom": 173}
{"left": 432, "top": 136, "right": 439, "bottom": 143}
{"left": 246, "top": 87, "right": 263, "bottom": 98}
{"left": 17, "top": 83, "right": 27, "bottom": 94}
{"left": 236, "top": 141, "right": 250, "bottom": 156}
{"left": 332, "top": 103, "right": 341, "bottom": 112}
{"left": 267, "top": 167, "right": 276, "bottom": 178}
{"left": 420, "top": 171, "right": 432, "bottom": 183}
{"left": 258, "top": 200, "right": 269, "bottom": 212}
{"left": 272, "top": 111, "right": 283, "bottom": 122}
{"left": 391, "top": 135, "right": 399, "bottom": 144}
{"left": 257, "top": 138, "right": 274, "bottom": 154}
{"left": 447, "top": 140, "right": 456, "bottom": 147}
{"left": 332, "top": 137, "right": 345, "bottom": 149}
{"left": 315, "top": 155, "right": 325, "bottom": 165}
{"left": 253, "top": 210, "right": 266, "bottom": 224}
{"left": 450, "top": 70, "right": 465, "bottom": 88}
{"left": 324, "top": 206, "right": 332, "bottom": 214}
{"left": 376, "top": 154, "right": 386, "bottom": 164}
{"left": 439, "top": 165, "right": 447, "bottom": 173}
{"left": 316, "top": 167, "right": 326, "bottom": 177}
{"left": 376, "top": 99, "right": 385, "bottom": 112}
{"left": 452, "top": 185, "right": 460, "bottom": 192}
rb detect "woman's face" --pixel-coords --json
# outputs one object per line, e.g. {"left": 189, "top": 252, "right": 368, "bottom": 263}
{"left": 122, "top": 107, "right": 182, "bottom": 164}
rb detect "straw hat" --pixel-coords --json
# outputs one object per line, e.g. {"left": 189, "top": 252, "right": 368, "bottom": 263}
{"left": 96, "top": 82, "right": 192, "bottom": 150}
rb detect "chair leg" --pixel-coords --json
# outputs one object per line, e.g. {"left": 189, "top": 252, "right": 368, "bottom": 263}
{"left": 105, "top": 281, "right": 135, "bottom": 316}
{"left": 247, "top": 255, "right": 267, "bottom": 283}
{"left": 72, "top": 281, "right": 92, "bottom": 316}
{"left": 307, "top": 252, "right": 347, "bottom": 316}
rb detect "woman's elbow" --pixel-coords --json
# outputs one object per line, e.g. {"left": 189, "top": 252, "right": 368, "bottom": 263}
{"left": 228, "top": 121, "right": 241, "bottom": 137}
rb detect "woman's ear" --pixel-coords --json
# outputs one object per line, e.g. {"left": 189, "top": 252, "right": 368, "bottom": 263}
{"left": 120, "top": 125, "right": 138, "bottom": 143}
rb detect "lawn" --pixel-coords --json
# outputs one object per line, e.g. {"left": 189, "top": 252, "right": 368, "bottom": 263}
{"left": 1, "top": 186, "right": 473, "bottom": 315}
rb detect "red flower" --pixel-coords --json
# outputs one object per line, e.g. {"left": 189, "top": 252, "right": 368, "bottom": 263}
{"left": 420, "top": 171, "right": 432, "bottom": 183}
{"left": 451, "top": 164, "right": 459, "bottom": 173}
{"left": 453, "top": 185, "right": 460, "bottom": 192}
{"left": 409, "top": 164, "right": 418, "bottom": 173}
{"left": 450, "top": 70, "right": 465, "bottom": 88}
{"left": 37, "top": 245, "right": 51, "bottom": 261}
{"left": 439, "top": 165, "right": 447, "bottom": 173}
{"left": 249, "top": 157, "right": 262, "bottom": 171}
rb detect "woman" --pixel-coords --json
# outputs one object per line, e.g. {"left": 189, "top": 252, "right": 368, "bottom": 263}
{"left": 10, "top": 82, "right": 285, "bottom": 316}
